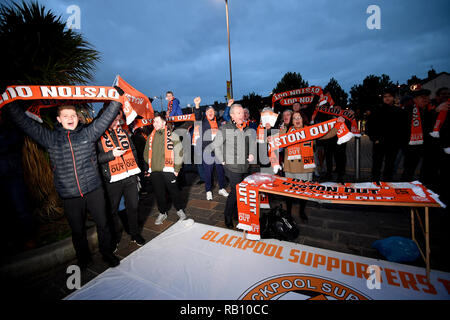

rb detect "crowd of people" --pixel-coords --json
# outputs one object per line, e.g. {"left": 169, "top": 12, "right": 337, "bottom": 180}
{"left": 1, "top": 84, "right": 448, "bottom": 269}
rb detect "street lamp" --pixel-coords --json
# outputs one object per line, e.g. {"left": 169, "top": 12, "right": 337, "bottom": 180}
{"left": 225, "top": 0, "right": 233, "bottom": 99}
{"left": 153, "top": 96, "right": 164, "bottom": 112}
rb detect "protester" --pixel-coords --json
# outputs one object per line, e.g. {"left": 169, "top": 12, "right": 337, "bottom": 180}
{"left": 222, "top": 98, "right": 234, "bottom": 123}
{"left": 257, "top": 107, "right": 279, "bottom": 174}
{"left": 366, "top": 88, "right": 409, "bottom": 181}
{"left": 213, "top": 103, "right": 256, "bottom": 228}
{"left": 131, "top": 126, "right": 152, "bottom": 196}
{"left": 401, "top": 86, "right": 440, "bottom": 189}
{"left": 165, "top": 91, "right": 183, "bottom": 117}
{"left": 276, "top": 111, "right": 340, "bottom": 221}
{"left": 3, "top": 93, "right": 124, "bottom": 268}
{"left": 279, "top": 109, "right": 293, "bottom": 130}
{"left": 97, "top": 109, "right": 146, "bottom": 249}
{"left": 193, "top": 96, "right": 229, "bottom": 201}
{"left": 143, "top": 113, "right": 186, "bottom": 225}
{"left": 431, "top": 87, "right": 449, "bottom": 107}
{"left": 243, "top": 107, "right": 258, "bottom": 130}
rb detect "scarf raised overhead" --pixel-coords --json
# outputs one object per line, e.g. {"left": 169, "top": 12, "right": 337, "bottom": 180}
{"left": 272, "top": 86, "right": 323, "bottom": 107}
{"left": 100, "top": 126, "right": 141, "bottom": 182}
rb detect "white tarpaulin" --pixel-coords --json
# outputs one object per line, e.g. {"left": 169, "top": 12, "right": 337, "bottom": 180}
{"left": 65, "top": 220, "right": 450, "bottom": 300}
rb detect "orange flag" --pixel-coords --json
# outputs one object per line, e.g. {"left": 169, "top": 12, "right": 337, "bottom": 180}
{"left": 113, "top": 75, "right": 154, "bottom": 124}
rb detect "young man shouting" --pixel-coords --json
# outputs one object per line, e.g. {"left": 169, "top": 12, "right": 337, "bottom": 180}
{"left": 3, "top": 93, "right": 124, "bottom": 268}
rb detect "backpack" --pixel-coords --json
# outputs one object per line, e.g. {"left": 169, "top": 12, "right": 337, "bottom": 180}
{"left": 260, "top": 204, "right": 299, "bottom": 241}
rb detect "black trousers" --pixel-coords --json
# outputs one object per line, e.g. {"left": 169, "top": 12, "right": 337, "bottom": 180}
{"left": 325, "top": 141, "right": 346, "bottom": 177}
{"left": 150, "top": 171, "right": 184, "bottom": 213}
{"left": 224, "top": 168, "right": 246, "bottom": 221}
{"left": 372, "top": 142, "right": 400, "bottom": 181}
{"left": 62, "top": 187, "right": 113, "bottom": 262}
{"left": 104, "top": 176, "right": 140, "bottom": 241}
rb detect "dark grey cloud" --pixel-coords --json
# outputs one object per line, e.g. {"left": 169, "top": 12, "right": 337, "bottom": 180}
{"left": 24, "top": 0, "right": 450, "bottom": 107}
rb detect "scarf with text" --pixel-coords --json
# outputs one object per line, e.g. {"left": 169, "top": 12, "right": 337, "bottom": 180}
{"left": 286, "top": 127, "right": 316, "bottom": 169}
{"left": 268, "top": 119, "right": 352, "bottom": 171}
{"left": 237, "top": 175, "right": 444, "bottom": 240}
{"left": 207, "top": 116, "right": 219, "bottom": 140}
{"left": 100, "top": 126, "right": 141, "bottom": 182}
{"left": 409, "top": 105, "right": 424, "bottom": 145}
{"left": 0, "top": 85, "right": 149, "bottom": 125}
{"left": 311, "top": 98, "right": 360, "bottom": 136}
{"left": 113, "top": 75, "right": 154, "bottom": 122}
{"left": 147, "top": 127, "right": 175, "bottom": 173}
{"left": 272, "top": 86, "right": 323, "bottom": 107}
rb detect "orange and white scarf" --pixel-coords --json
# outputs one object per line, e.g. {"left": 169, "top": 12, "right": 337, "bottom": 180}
{"left": 269, "top": 119, "right": 353, "bottom": 170}
{"left": 409, "top": 106, "right": 424, "bottom": 145}
{"left": 286, "top": 127, "right": 316, "bottom": 169}
{"left": 147, "top": 127, "right": 175, "bottom": 173}
{"left": 100, "top": 126, "right": 141, "bottom": 182}
{"left": 430, "top": 100, "right": 449, "bottom": 138}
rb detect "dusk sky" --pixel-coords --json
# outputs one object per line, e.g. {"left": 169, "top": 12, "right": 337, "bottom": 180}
{"left": 12, "top": 0, "right": 450, "bottom": 109}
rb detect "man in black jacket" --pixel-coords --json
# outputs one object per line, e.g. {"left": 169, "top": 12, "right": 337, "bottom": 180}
{"left": 4, "top": 95, "right": 123, "bottom": 268}
{"left": 366, "top": 88, "right": 409, "bottom": 181}
{"left": 97, "top": 109, "right": 146, "bottom": 250}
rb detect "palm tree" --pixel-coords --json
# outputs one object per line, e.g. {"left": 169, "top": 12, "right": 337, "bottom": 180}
{"left": 0, "top": 1, "right": 100, "bottom": 220}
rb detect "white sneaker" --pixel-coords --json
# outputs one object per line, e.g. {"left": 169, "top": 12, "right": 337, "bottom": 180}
{"left": 218, "top": 188, "right": 229, "bottom": 197}
{"left": 176, "top": 209, "right": 186, "bottom": 221}
{"left": 155, "top": 212, "right": 167, "bottom": 225}
{"left": 206, "top": 191, "right": 213, "bottom": 201}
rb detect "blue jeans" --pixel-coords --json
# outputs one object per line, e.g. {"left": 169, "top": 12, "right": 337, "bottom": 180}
{"left": 203, "top": 160, "right": 226, "bottom": 192}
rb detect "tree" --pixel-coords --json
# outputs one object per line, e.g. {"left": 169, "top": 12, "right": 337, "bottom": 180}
{"left": 0, "top": 1, "right": 100, "bottom": 220}
{"left": 323, "top": 78, "right": 348, "bottom": 108}
{"left": 349, "top": 74, "right": 394, "bottom": 114}
{"left": 272, "top": 72, "right": 309, "bottom": 94}
{"left": 241, "top": 92, "right": 263, "bottom": 121}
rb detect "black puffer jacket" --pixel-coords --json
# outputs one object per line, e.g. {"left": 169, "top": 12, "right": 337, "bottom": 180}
{"left": 5, "top": 101, "right": 122, "bottom": 199}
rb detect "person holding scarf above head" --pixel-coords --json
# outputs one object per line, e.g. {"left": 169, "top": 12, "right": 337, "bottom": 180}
{"left": 193, "top": 96, "right": 229, "bottom": 201}
{"left": 2, "top": 87, "right": 126, "bottom": 269}
{"left": 212, "top": 103, "right": 256, "bottom": 229}
{"left": 401, "top": 85, "right": 440, "bottom": 190}
{"left": 97, "top": 109, "right": 146, "bottom": 250}
{"left": 271, "top": 111, "right": 340, "bottom": 222}
{"left": 143, "top": 113, "right": 186, "bottom": 225}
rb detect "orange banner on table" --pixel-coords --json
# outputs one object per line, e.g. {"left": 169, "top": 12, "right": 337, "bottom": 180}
{"left": 237, "top": 174, "right": 444, "bottom": 240}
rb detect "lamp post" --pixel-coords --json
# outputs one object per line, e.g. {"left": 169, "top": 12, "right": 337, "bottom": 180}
{"left": 225, "top": 0, "right": 233, "bottom": 99}
{"left": 153, "top": 96, "right": 164, "bottom": 112}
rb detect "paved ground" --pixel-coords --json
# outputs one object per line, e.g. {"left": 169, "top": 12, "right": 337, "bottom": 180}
{"left": 2, "top": 135, "right": 449, "bottom": 300}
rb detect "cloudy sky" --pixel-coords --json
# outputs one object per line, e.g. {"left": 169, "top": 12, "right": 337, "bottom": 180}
{"left": 13, "top": 0, "right": 450, "bottom": 109}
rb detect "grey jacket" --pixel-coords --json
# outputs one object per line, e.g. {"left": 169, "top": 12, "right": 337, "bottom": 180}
{"left": 212, "top": 121, "right": 256, "bottom": 173}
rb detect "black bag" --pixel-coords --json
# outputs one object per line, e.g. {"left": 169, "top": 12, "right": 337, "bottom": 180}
{"left": 260, "top": 205, "right": 299, "bottom": 241}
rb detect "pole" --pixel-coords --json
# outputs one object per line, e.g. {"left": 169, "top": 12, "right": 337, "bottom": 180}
{"left": 355, "top": 120, "right": 361, "bottom": 181}
{"left": 225, "top": 0, "right": 233, "bottom": 99}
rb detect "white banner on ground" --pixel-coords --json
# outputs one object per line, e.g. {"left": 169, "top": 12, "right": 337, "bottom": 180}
{"left": 65, "top": 221, "right": 450, "bottom": 300}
